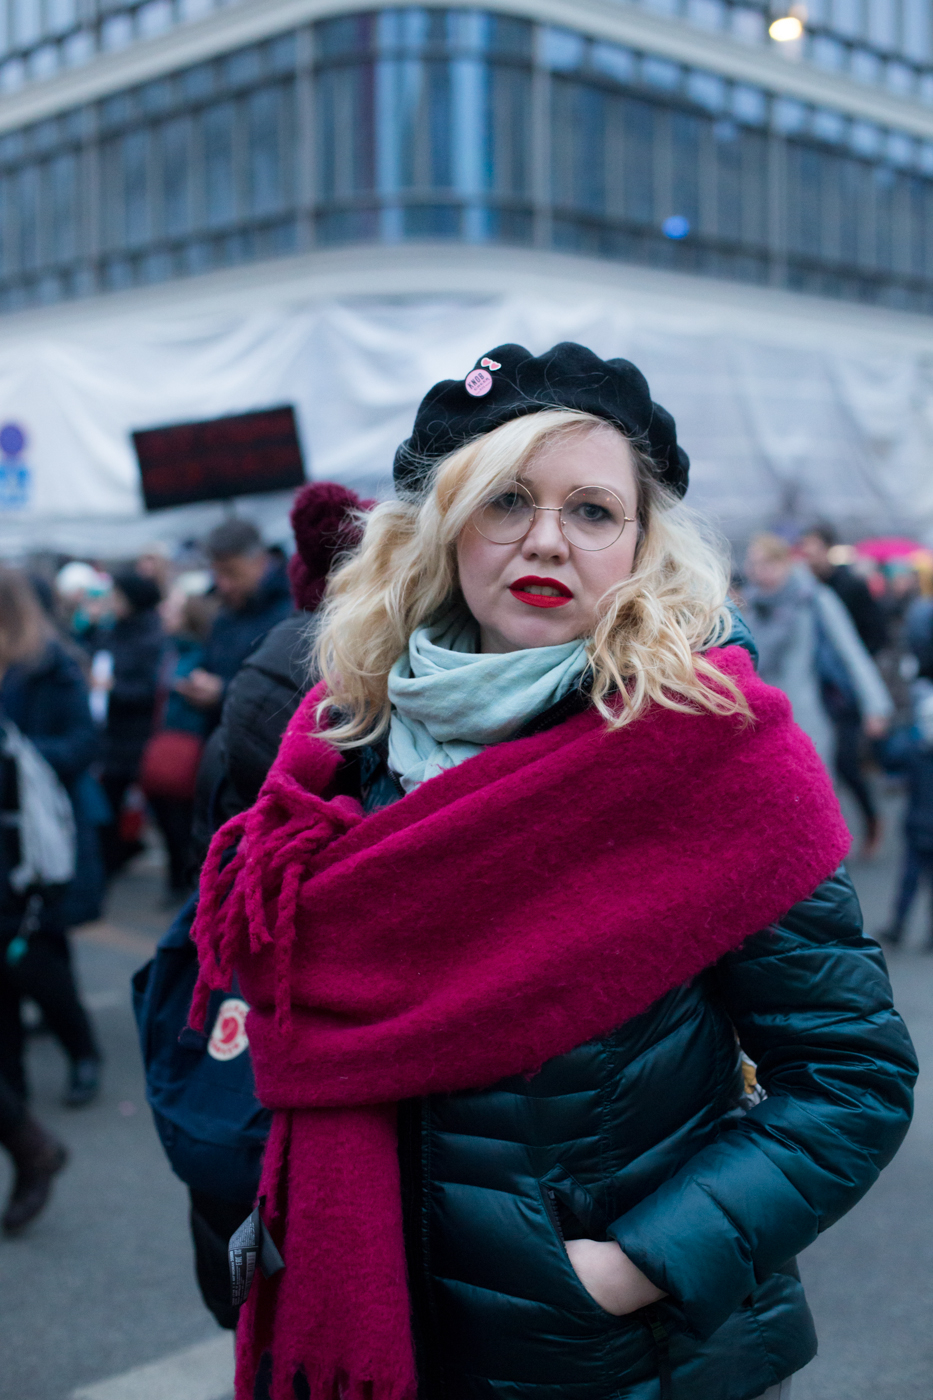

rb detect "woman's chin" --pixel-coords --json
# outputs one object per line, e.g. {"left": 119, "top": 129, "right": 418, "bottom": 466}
{"left": 479, "top": 611, "right": 583, "bottom": 653}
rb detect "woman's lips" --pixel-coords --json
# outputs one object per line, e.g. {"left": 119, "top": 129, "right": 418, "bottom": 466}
{"left": 509, "top": 577, "right": 574, "bottom": 609}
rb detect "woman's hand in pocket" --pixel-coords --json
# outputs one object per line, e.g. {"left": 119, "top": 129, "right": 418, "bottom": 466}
{"left": 564, "top": 1238, "right": 667, "bottom": 1316}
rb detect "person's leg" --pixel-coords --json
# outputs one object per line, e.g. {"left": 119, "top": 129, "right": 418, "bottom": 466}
{"left": 0, "top": 1066, "right": 67, "bottom": 1235}
{"left": 921, "top": 851, "right": 933, "bottom": 951}
{"left": 834, "top": 717, "right": 879, "bottom": 850}
{"left": 0, "top": 961, "right": 27, "bottom": 1099}
{"left": 98, "top": 773, "right": 138, "bottom": 878}
{"left": 12, "top": 928, "right": 101, "bottom": 1105}
{"left": 0, "top": 1066, "right": 24, "bottom": 1137}
{"left": 881, "top": 844, "right": 922, "bottom": 945}
{"left": 148, "top": 795, "right": 195, "bottom": 894}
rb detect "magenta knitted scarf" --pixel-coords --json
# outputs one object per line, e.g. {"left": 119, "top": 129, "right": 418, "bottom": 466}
{"left": 191, "top": 646, "right": 850, "bottom": 1400}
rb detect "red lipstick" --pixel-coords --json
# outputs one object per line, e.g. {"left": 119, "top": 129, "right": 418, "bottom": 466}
{"left": 509, "top": 576, "right": 574, "bottom": 609}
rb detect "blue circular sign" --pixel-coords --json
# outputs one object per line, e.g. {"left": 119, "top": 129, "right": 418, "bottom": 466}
{"left": 0, "top": 423, "right": 25, "bottom": 456}
{"left": 662, "top": 215, "right": 691, "bottom": 240}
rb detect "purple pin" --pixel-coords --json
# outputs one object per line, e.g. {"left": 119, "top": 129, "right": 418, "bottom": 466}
{"left": 465, "top": 368, "right": 493, "bottom": 398}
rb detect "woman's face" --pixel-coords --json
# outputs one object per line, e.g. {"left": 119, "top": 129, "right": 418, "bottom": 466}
{"left": 456, "top": 426, "right": 640, "bottom": 654}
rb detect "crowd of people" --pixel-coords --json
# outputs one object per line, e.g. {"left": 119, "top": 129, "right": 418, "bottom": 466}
{"left": 0, "top": 481, "right": 367, "bottom": 1237}
{"left": 740, "top": 523, "right": 933, "bottom": 942}
{"left": 0, "top": 343, "right": 922, "bottom": 1400}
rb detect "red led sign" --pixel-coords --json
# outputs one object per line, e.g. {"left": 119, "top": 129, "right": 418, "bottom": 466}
{"left": 133, "top": 405, "right": 306, "bottom": 511}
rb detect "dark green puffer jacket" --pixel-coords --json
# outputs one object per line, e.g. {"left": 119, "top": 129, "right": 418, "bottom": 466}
{"left": 353, "top": 706, "right": 916, "bottom": 1400}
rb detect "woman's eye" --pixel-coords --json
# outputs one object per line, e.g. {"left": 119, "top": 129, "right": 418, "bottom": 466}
{"left": 490, "top": 492, "right": 525, "bottom": 512}
{"left": 574, "top": 503, "right": 612, "bottom": 523}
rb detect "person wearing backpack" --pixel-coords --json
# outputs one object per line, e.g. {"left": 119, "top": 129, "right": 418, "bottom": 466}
{"left": 743, "top": 533, "right": 893, "bottom": 856}
{"left": 0, "top": 568, "right": 103, "bottom": 1109}
{"left": 134, "top": 483, "right": 371, "bottom": 1329}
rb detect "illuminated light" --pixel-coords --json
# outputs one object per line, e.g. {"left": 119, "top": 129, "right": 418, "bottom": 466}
{"left": 769, "top": 16, "right": 804, "bottom": 41}
{"left": 662, "top": 215, "right": 690, "bottom": 239}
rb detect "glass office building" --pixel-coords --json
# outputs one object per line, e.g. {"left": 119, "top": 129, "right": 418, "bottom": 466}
{"left": 3, "top": 1, "right": 933, "bottom": 313}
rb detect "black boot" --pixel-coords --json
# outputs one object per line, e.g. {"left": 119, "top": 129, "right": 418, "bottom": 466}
{"left": 1, "top": 1117, "right": 68, "bottom": 1235}
{"left": 63, "top": 1056, "right": 101, "bottom": 1108}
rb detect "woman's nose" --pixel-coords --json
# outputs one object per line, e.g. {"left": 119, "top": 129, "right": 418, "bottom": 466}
{"left": 521, "top": 509, "right": 569, "bottom": 561}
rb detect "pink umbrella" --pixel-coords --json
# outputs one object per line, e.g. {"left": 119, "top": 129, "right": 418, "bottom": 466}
{"left": 855, "top": 536, "right": 926, "bottom": 563}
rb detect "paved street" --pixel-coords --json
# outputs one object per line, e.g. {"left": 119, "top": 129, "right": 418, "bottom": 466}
{"left": 0, "top": 795, "right": 929, "bottom": 1400}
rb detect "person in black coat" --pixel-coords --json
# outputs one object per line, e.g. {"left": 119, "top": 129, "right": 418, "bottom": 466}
{"left": 98, "top": 572, "right": 164, "bottom": 878}
{"left": 0, "top": 570, "right": 103, "bottom": 1111}
{"left": 799, "top": 525, "right": 888, "bottom": 655}
{"left": 183, "top": 483, "right": 370, "bottom": 1329}
{"left": 875, "top": 678, "right": 933, "bottom": 947}
{"left": 174, "top": 520, "right": 293, "bottom": 731}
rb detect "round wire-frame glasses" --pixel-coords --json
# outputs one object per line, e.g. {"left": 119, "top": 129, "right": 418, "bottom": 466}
{"left": 473, "top": 481, "right": 635, "bottom": 552}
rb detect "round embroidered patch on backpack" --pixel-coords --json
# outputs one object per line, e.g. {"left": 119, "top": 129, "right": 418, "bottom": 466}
{"left": 207, "top": 998, "right": 250, "bottom": 1061}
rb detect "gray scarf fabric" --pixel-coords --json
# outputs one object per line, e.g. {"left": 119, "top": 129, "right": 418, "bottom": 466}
{"left": 387, "top": 611, "right": 589, "bottom": 793}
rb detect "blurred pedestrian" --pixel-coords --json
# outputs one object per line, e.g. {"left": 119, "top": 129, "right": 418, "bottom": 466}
{"left": 0, "top": 568, "right": 102, "bottom": 1108}
{"left": 799, "top": 524, "right": 888, "bottom": 654}
{"left": 192, "top": 345, "right": 915, "bottom": 1400}
{"left": 159, "top": 483, "right": 371, "bottom": 1330}
{"left": 875, "top": 676, "right": 933, "bottom": 949}
{"left": 744, "top": 533, "right": 892, "bottom": 855}
{"left": 174, "top": 520, "right": 292, "bottom": 728}
{"left": 0, "top": 1066, "right": 66, "bottom": 1235}
{"left": 97, "top": 572, "right": 164, "bottom": 878}
{"left": 140, "top": 581, "right": 217, "bottom": 902}
{"left": 54, "top": 561, "right": 111, "bottom": 657}
{"left": 134, "top": 541, "right": 172, "bottom": 598}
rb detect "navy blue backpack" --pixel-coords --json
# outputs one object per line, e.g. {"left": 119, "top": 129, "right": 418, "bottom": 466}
{"left": 132, "top": 895, "right": 272, "bottom": 1204}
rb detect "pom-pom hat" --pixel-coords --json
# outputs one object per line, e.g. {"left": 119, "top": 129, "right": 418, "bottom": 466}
{"left": 393, "top": 341, "right": 689, "bottom": 500}
{"left": 288, "top": 481, "right": 375, "bottom": 612}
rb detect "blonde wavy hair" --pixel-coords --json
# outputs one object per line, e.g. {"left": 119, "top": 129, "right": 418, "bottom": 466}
{"left": 313, "top": 409, "right": 750, "bottom": 745}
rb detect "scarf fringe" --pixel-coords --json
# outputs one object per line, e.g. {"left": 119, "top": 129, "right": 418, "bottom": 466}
{"left": 189, "top": 769, "right": 363, "bottom": 1031}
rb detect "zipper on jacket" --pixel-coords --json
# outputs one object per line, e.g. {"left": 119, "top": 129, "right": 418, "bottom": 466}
{"left": 542, "top": 1184, "right": 566, "bottom": 1242}
{"left": 643, "top": 1305, "right": 673, "bottom": 1400}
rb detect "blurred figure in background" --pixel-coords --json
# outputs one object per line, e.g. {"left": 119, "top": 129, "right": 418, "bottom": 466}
{"left": 96, "top": 572, "right": 164, "bottom": 879}
{"left": 875, "top": 672, "right": 933, "bottom": 949}
{"left": 0, "top": 1065, "right": 66, "bottom": 1235}
{"left": 744, "top": 533, "right": 892, "bottom": 855}
{"left": 134, "top": 542, "right": 172, "bottom": 598}
{"left": 0, "top": 567, "right": 102, "bottom": 1110}
{"left": 54, "top": 561, "right": 111, "bottom": 657}
{"left": 140, "top": 577, "right": 218, "bottom": 903}
{"left": 174, "top": 521, "right": 292, "bottom": 729}
{"left": 179, "top": 482, "right": 370, "bottom": 1329}
{"left": 799, "top": 524, "right": 888, "bottom": 654}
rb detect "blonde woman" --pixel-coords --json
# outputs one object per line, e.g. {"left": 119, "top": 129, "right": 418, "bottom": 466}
{"left": 194, "top": 344, "right": 915, "bottom": 1400}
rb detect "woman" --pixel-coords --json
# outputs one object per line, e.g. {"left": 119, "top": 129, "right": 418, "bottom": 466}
{"left": 743, "top": 533, "right": 892, "bottom": 856}
{"left": 143, "top": 581, "right": 218, "bottom": 901}
{"left": 193, "top": 344, "right": 916, "bottom": 1400}
{"left": 96, "top": 571, "right": 164, "bottom": 877}
{"left": 0, "top": 568, "right": 102, "bottom": 1109}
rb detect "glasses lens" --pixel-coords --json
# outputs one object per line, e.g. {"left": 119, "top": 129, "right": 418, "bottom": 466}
{"left": 474, "top": 483, "right": 535, "bottom": 544}
{"left": 560, "top": 487, "right": 628, "bottom": 551}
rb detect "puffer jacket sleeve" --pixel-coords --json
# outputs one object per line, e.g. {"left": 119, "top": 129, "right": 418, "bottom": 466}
{"left": 607, "top": 867, "right": 917, "bottom": 1340}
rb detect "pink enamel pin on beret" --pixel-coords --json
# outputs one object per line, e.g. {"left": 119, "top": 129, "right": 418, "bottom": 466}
{"left": 464, "top": 357, "right": 502, "bottom": 397}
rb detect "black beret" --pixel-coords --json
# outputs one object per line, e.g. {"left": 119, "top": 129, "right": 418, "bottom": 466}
{"left": 393, "top": 341, "right": 689, "bottom": 500}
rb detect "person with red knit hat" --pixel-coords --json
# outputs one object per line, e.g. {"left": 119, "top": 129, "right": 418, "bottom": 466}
{"left": 193, "top": 345, "right": 916, "bottom": 1400}
{"left": 172, "top": 480, "right": 373, "bottom": 1331}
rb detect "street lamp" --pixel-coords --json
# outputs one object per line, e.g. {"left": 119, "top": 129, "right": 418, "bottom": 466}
{"left": 769, "top": 15, "right": 804, "bottom": 40}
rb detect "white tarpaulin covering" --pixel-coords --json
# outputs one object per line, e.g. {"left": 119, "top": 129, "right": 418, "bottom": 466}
{"left": 0, "top": 245, "right": 932, "bottom": 556}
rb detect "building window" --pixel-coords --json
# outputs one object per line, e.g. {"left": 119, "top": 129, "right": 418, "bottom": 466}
{"left": 1, "top": 8, "right": 933, "bottom": 313}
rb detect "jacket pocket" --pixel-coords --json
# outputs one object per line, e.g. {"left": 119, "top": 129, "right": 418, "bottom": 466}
{"left": 537, "top": 1174, "right": 628, "bottom": 1324}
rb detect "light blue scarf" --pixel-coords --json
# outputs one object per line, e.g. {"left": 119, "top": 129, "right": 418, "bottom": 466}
{"left": 387, "top": 612, "right": 589, "bottom": 793}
